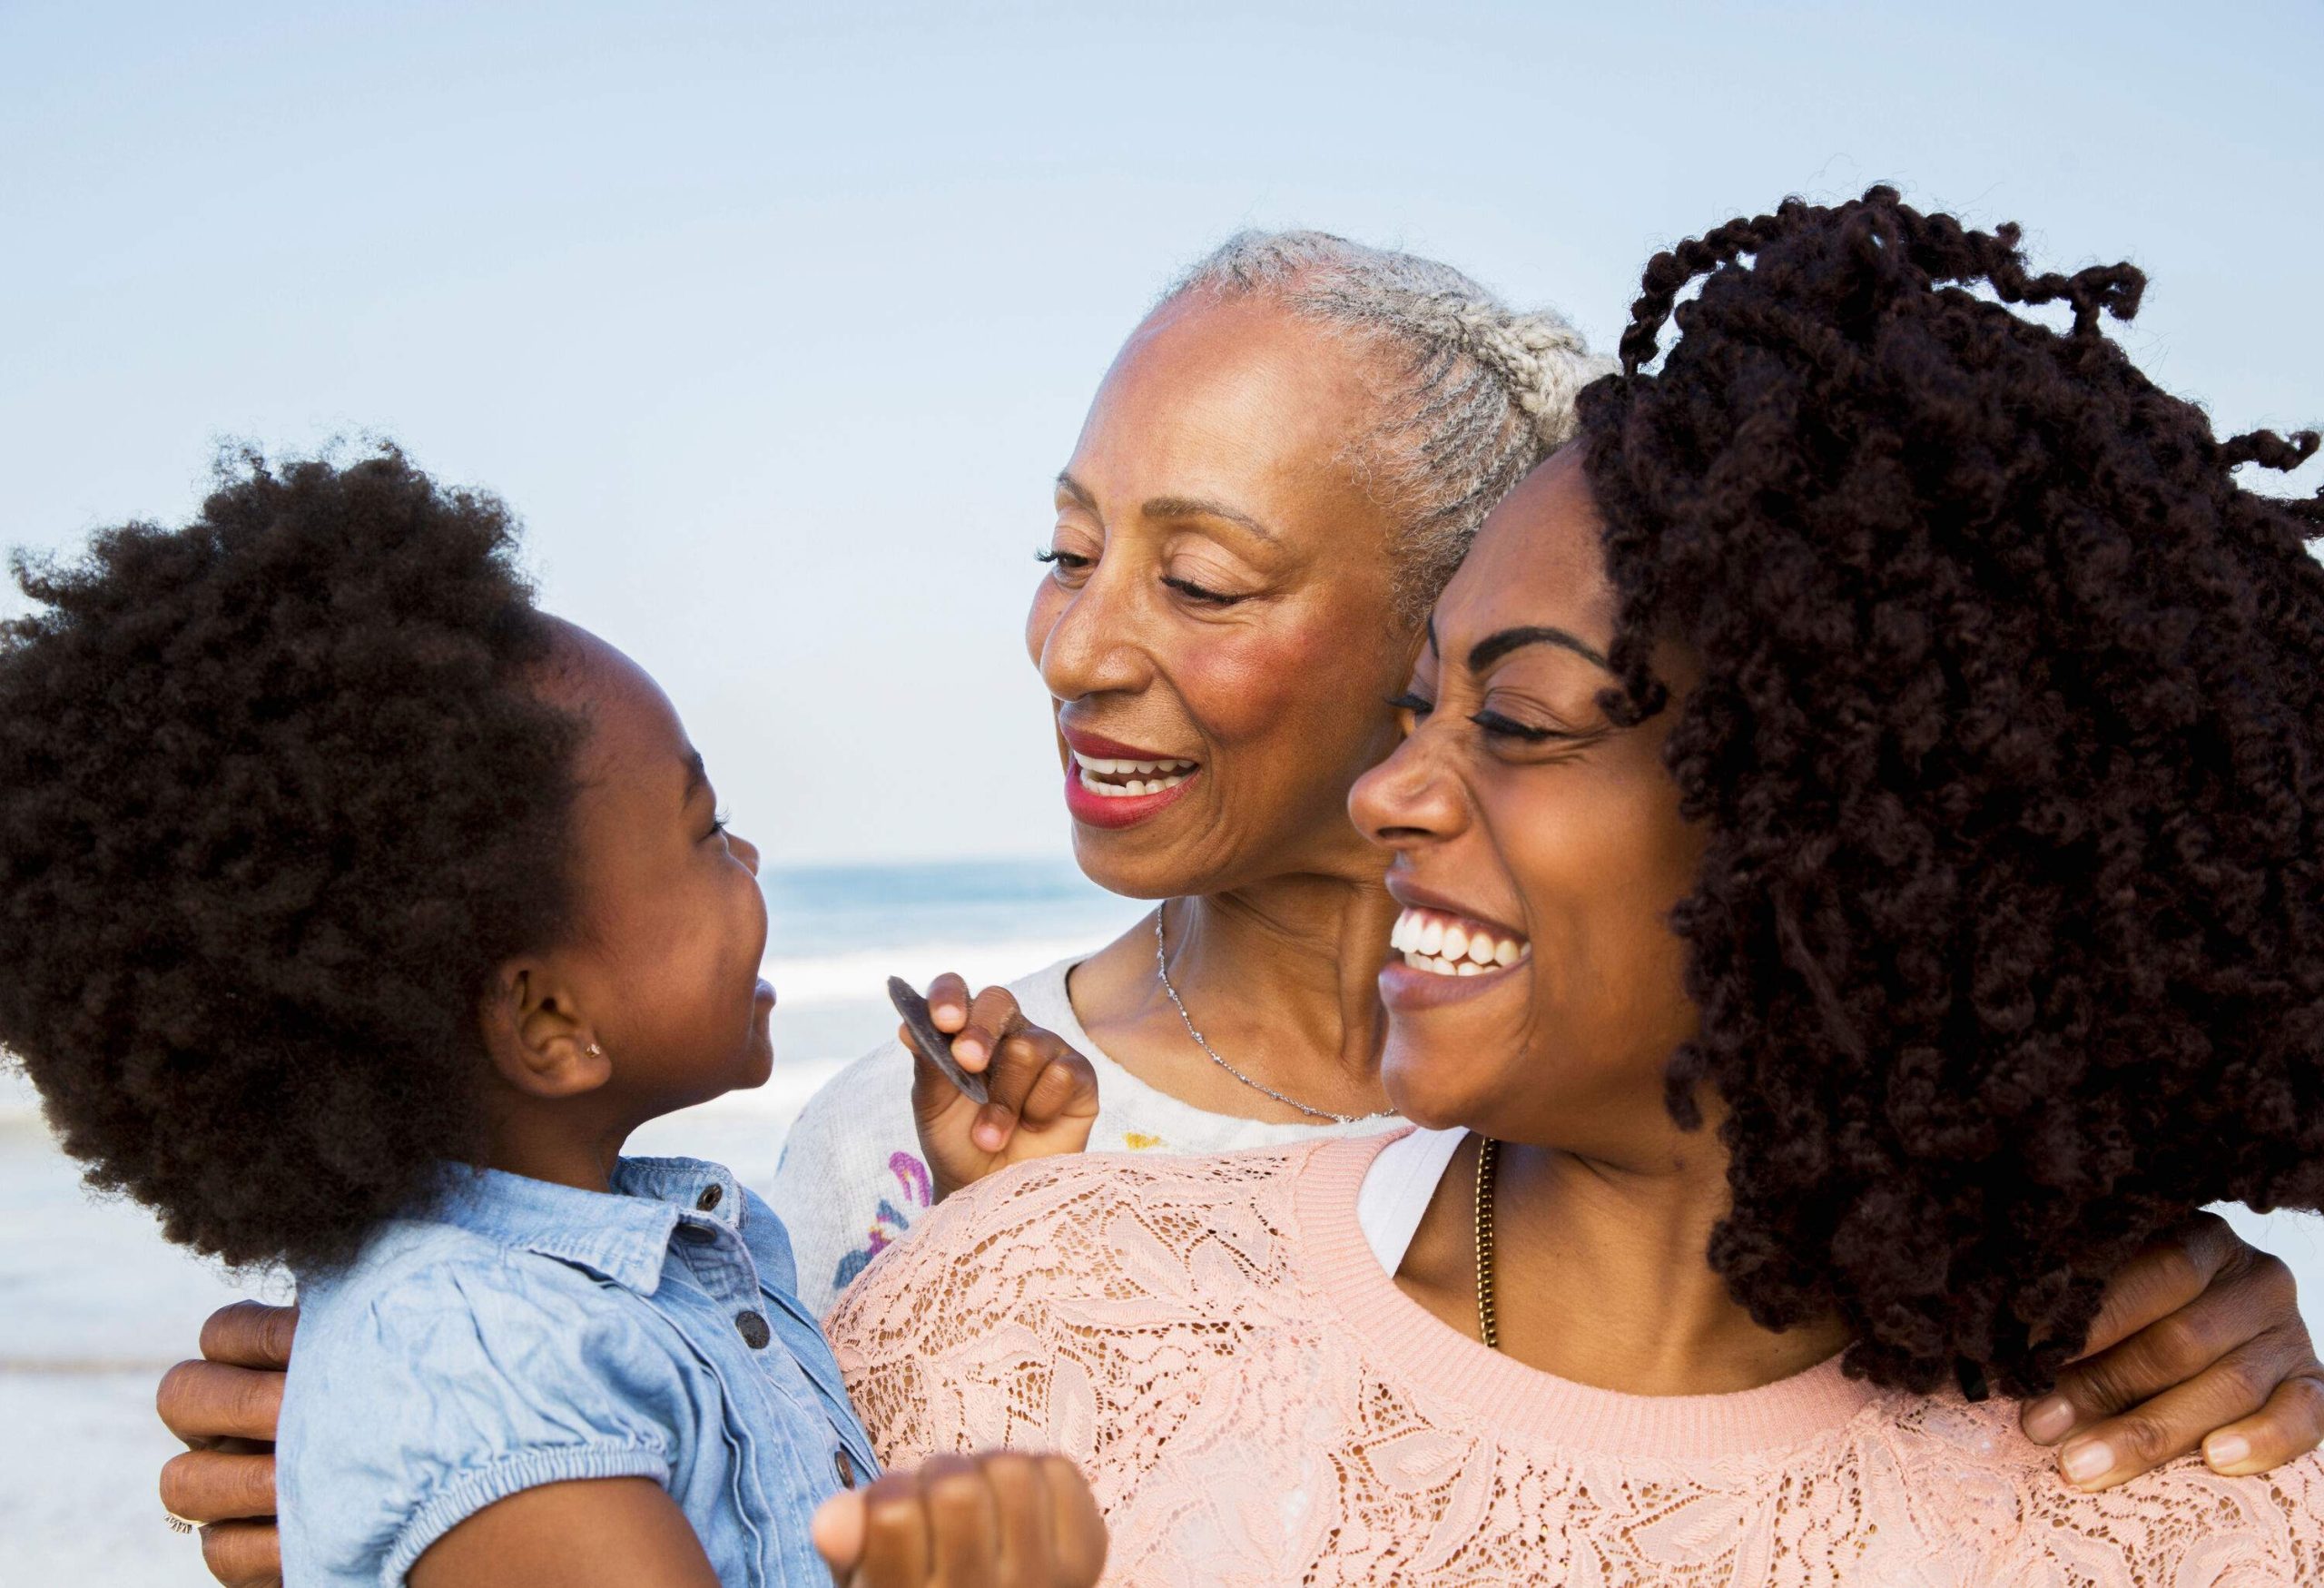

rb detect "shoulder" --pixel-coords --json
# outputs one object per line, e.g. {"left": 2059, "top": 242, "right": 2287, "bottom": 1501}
{"left": 1868, "top": 1396, "right": 2324, "bottom": 1582}
{"left": 283, "top": 1234, "right": 684, "bottom": 1583}
{"left": 292, "top": 1227, "right": 690, "bottom": 1416}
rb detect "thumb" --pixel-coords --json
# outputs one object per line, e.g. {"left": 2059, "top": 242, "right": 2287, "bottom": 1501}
{"left": 812, "top": 1490, "right": 866, "bottom": 1577}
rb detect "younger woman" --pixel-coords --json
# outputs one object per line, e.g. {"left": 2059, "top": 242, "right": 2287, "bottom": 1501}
{"left": 0, "top": 452, "right": 1104, "bottom": 1588}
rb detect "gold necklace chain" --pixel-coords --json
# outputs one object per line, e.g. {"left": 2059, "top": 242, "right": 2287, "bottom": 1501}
{"left": 1474, "top": 1134, "right": 1500, "bottom": 1350}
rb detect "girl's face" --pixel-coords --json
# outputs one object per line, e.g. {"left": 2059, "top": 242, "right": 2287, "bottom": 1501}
{"left": 1028, "top": 293, "right": 1418, "bottom": 898}
{"left": 1348, "top": 452, "right": 1707, "bottom": 1164}
{"left": 538, "top": 624, "right": 775, "bottom": 1112}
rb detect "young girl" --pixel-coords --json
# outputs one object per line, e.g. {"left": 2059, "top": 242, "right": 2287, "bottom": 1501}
{"left": 0, "top": 450, "right": 1105, "bottom": 1588}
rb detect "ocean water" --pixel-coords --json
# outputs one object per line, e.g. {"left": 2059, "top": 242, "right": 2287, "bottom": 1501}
{"left": 0, "top": 856, "right": 1143, "bottom": 1585}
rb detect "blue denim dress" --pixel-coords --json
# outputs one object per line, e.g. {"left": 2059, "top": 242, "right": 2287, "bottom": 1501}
{"left": 280, "top": 1156, "right": 881, "bottom": 1586}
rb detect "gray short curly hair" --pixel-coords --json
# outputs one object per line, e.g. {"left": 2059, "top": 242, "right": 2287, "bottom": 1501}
{"left": 1164, "top": 231, "right": 1614, "bottom": 621}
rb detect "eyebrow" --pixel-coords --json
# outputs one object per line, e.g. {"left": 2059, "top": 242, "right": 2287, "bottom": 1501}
{"left": 1053, "top": 471, "right": 1278, "bottom": 544}
{"left": 1467, "top": 626, "right": 1614, "bottom": 675}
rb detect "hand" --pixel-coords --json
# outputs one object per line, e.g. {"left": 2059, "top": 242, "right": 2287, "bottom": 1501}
{"left": 908, "top": 974, "right": 1099, "bottom": 1202}
{"left": 812, "top": 1452, "right": 1108, "bottom": 1588}
{"left": 2017, "top": 1212, "right": 2324, "bottom": 1489}
{"left": 156, "top": 1299, "right": 296, "bottom": 1586}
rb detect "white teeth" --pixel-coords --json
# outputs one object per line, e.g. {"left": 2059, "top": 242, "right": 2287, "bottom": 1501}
{"left": 1392, "top": 908, "right": 1531, "bottom": 976}
{"left": 1076, "top": 764, "right": 1192, "bottom": 798}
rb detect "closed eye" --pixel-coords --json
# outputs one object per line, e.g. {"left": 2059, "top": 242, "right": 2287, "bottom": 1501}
{"left": 1163, "top": 575, "right": 1241, "bottom": 606}
{"left": 1470, "top": 710, "right": 1577, "bottom": 744}
{"left": 1389, "top": 691, "right": 1434, "bottom": 718}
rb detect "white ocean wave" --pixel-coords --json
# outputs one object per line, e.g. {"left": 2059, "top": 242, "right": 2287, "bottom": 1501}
{"left": 763, "top": 933, "right": 1108, "bottom": 1007}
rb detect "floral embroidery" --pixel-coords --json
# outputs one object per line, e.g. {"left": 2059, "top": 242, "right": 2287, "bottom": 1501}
{"left": 1122, "top": 1132, "right": 1165, "bottom": 1150}
{"left": 832, "top": 1150, "right": 932, "bottom": 1292}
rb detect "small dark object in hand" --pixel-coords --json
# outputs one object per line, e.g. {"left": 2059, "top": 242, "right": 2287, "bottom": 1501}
{"left": 889, "top": 976, "right": 990, "bottom": 1106}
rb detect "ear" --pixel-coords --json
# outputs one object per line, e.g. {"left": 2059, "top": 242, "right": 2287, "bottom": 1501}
{"left": 479, "top": 958, "right": 615, "bottom": 1100}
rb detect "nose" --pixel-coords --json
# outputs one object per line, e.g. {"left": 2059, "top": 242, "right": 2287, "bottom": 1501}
{"left": 1349, "top": 719, "right": 1468, "bottom": 854}
{"left": 729, "top": 833, "right": 762, "bottom": 877}
{"left": 1030, "top": 567, "right": 1151, "bottom": 705}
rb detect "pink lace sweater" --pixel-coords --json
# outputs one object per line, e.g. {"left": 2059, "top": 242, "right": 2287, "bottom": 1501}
{"left": 827, "top": 1132, "right": 2324, "bottom": 1586}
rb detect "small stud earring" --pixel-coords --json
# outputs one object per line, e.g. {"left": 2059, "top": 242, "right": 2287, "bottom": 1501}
{"left": 585, "top": 1041, "right": 604, "bottom": 1058}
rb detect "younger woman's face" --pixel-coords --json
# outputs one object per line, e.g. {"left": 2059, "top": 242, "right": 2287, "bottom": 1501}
{"left": 1348, "top": 452, "right": 1707, "bottom": 1164}
{"left": 539, "top": 624, "right": 775, "bottom": 1111}
{"left": 1029, "top": 293, "right": 1417, "bottom": 898}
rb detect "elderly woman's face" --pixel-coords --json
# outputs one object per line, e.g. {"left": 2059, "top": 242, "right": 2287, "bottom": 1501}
{"left": 1029, "top": 294, "right": 1413, "bottom": 897}
{"left": 1349, "top": 451, "right": 1707, "bottom": 1161}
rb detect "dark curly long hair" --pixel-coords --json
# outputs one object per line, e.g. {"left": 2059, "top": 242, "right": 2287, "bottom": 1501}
{"left": 0, "top": 449, "right": 582, "bottom": 1272}
{"left": 1577, "top": 188, "right": 2324, "bottom": 1395}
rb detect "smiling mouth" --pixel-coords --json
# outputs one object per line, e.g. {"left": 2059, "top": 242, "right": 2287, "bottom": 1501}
{"left": 1070, "top": 750, "right": 1201, "bottom": 800}
{"left": 1390, "top": 906, "right": 1531, "bottom": 977}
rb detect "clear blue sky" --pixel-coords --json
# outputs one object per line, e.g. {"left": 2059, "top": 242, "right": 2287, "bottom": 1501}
{"left": 4, "top": 0, "right": 2317, "bottom": 864}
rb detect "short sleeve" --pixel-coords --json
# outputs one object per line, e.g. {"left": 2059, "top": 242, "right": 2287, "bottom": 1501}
{"left": 769, "top": 1040, "right": 931, "bottom": 1320}
{"left": 280, "top": 1251, "right": 692, "bottom": 1586}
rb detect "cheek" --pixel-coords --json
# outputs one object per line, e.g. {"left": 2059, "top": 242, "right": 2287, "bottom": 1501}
{"left": 1503, "top": 781, "right": 1707, "bottom": 1083}
{"left": 1179, "top": 610, "right": 1400, "bottom": 755}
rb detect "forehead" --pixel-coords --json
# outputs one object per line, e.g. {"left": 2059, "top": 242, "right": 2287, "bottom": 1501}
{"left": 1433, "top": 450, "right": 1618, "bottom": 651}
{"left": 1072, "top": 294, "right": 1378, "bottom": 503}
{"left": 537, "top": 623, "right": 692, "bottom": 786}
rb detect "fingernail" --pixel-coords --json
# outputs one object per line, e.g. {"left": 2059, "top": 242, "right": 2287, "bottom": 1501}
{"left": 2061, "top": 1440, "right": 2112, "bottom": 1484}
{"left": 2023, "top": 1396, "right": 2076, "bottom": 1443}
{"left": 954, "top": 1039, "right": 985, "bottom": 1064}
{"left": 2206, "top": 1433, "right": 2251, "bottom": 1470}
{"left": 975, "top": 1123, "right": 1005, "bottom": 1150}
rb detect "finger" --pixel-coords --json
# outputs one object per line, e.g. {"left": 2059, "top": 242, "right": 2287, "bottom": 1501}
{"left": 2203, "top": 1370, "right": 2324, "bottom": 1476}
{"left": 969, "top": 1032, "right": 1058, "bottom": 1152}
{"left": 1039, "top": 1455, "right": 1108, "bottom": 1588}
{"left": 160, "top": 1448, "right": 277, "bottom": 1524}
{"left": 157, "top": 1359, "right": 286, "bottom": 1446}
{"left": 812, "top": 1490, "right": 868, "bottom": 1576}
{"left": 2027, "top": 1247, "right": 2298, "bottom": 1444}
{"left": 919, "top": 1453, "right": 1000, "bottom": 1588}
{"left": 2054, "top": 1330, "right": 2305, "bottom": 1489}
{"left": 1016, "top": 1049, "right": 1099, "bottom": 1133}
{"left": 2076, "top": 1213, "right": 2240, "bottom": 1362}
{"left": 978, "top": 1452, "right": 1051, "bottom": 1588}
{"left": 856, "top": 1471, "right": 932, "bottom": 1587}
{"left": 951, "top": 987, "right": 1027, "bottom": 1071}
{"left": 927, "top": 973, "right": 972, "bottom": 1035}
{"left": 199, "top": 1301, "right": 299, "bottom": 1371}
{"left": 196, "top": 1518, "right": 282, "bottom": 1587}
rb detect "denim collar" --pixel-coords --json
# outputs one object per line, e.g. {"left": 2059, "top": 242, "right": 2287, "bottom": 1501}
{"left": 431, "top": 1156, "right": 747, "bottom": 1297}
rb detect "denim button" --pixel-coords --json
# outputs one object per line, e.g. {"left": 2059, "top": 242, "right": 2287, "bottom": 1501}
{"left": 833, "top": 1446, "right": 857, "bottom": 1489}
{"left": 735, "top": 1310, "right": 771, "bottom": 1349}
{"left": 695, "top": 1184, "right": 723, "bottom": 1212}
{"left": 675, "top": 1223, "right": 716, "bottom": 1246}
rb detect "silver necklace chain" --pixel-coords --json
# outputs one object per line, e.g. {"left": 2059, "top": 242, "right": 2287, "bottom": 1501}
{"left": 1152, "top": 903, "right": 1399, "bottom": 1126}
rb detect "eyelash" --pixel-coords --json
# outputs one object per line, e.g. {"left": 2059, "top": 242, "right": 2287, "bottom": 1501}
{"left": 1162, "top": 575, "right": 1240, "bottom": 607}
{"left": 708, "top": 808, "right": 731, "bottom": 839}
{"left": 1389, "top": 693, "right": 1566, "bottom": 744}
{"left": 1036, "top": 550, "right": 1243, "bottom": 607}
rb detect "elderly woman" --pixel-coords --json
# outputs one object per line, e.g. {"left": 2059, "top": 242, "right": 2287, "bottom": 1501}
{"left": 827, "top": 190, "right": 2324, "bottom": 1583}
{"left": 156, "top": 227, "right": 2322, "bottom": 1581}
